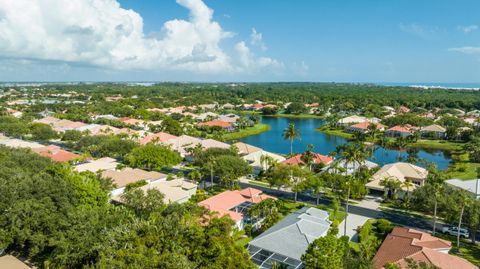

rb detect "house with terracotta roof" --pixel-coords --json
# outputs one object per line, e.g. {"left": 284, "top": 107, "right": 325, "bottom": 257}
{"left": 198, "top": 188, "right": 276, "bottom": 230}
{"left": 398, "top": 105, "right": 411, "bottom": 114}
{"left": 282, "top": 153, "right": 334, "bottom": 167}
{"left": 345, "top": 122, "right": 386, "bottom": 134}
{"left": 32, "top": 145, "right": 81, "bottom": 163}
{"left": 119, "top": 117, "right": 146, "bottom": 127}
{"left": 385, "top": 125, "right": 416, "bottom": 138}
{"left": 198, "top": 120, "right": 235, "bottom": 131}
{"left": 366, "top": 162, "right": 428, "bottom": 194}
{"left": 372, "top": 227, "right": 476, "bottom": 269}
{"left": 138, "top": 132, "right": 178, "bottom": 145}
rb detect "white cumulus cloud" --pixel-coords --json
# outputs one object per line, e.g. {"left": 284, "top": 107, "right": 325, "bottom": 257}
{"left": 449, "top": 46, "right": 480, "bottom": 55}
{"left": 235, "top": 41, "right": 283, "bottom": 73}
{"left": 250, "top": 28, "right": 267, "bottom": 51}
{"left": 0, "top": 0, "right": 281, "bottom": 74}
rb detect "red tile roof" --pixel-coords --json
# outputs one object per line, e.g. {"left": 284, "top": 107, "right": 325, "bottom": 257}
{"left": 282, "top": 153, "right": 334, "bottom": 166}
{"left": 198, "top": 188, "right": 275, "bottom": 221}
{"left": 387, "top": 125, "right": 414, "bottom": 133}
{"left": 32, "top": 145, "right": 80, "bottom": 162}
{"left": 373, "top": 227, "right": 475, "bottom": 269}
{"left": 198, "top": 120, "right": 233, "bottom": 128}
{"left": 138, "top": 132, "right": 178, "bottom": 145}
{"left": 349, "top": 122, "right": 386, "bottom": 130}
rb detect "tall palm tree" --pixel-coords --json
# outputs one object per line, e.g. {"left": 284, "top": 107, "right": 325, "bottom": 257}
{"left": 283, "top": 123, "right": 300, "bottom": 155}
{"left": 456, "top": 190, "right": 473, "bottom": 249}
{"left": 301, "top": 144, "right": 316, "bottom": 171}
{"left": 377, "top": 134, "right": 389, "bottom": 161}
{"left": 338, "top": 142, "right": 370, "bottom": 236}
{"left": 367, "top": 123, "right": 379, "bottom": 140}
{"left": 395, "top": 137, "right": 409, "bottom": 161}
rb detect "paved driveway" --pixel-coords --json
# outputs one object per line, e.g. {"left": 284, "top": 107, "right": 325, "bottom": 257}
{"left": 338, "top": 212, "right": 370, "bottom": 242}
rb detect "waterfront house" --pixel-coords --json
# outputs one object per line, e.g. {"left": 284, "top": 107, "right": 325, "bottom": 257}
{"left": 248, "top": 207, "right": 331, "bottom": 269}
{"left": 233, "top": 142, "right": 263, "bottom": 155}
{"left": 420, "top": 124, "right": 447, "bottom": 139}
{"left": 385, "top": 125, "right": 415, "bottom": 138}
{"left": 366, "top": 162, "right": 428, "bottom": 194}
{"left": 198, "top": 119, "right": 235, "bottom": 131}
{"left": 372, "top": 227, "right": 476, "bottom": 269}
{"left": 282, "top": 153, "right": 334, "bottom": 167}
{"left": 345, "top": 122, "right": 386, "bottom": 134}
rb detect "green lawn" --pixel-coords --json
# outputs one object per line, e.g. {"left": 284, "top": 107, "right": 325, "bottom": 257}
{"left": 434, "top": 233, "right": 480, "bottom": 267}
{"left": 222, "top": 124, "right": 271, "bottom": 141}
{"left": 247, "top": 180, "right": 271, "bottom": 187}
{"left": 315, "top": 126, "right": 354, "bottom": 139}
{"left": 447, "top": 161, "right": 480, "bottom": 179}
{"left": 410, "top": 140, "right": 464, "bottom": 151}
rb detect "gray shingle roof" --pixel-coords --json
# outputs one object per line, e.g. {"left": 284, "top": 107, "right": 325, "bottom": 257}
{"left": 248, "top": 207, "right": 331, "bottom": 261}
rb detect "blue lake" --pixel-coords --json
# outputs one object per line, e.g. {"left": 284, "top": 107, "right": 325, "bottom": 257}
{"left": 239, "top": 117, "right": 452, "bottom": 170}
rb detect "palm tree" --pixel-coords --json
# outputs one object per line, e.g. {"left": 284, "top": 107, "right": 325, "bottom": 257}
{"left": 301, "top": 144, "right": 316, "bottom": 171}
{"left": 456, "top": 190, "right": 473, "bottom": 249}
{"left": 367, "top": 123, "right": 379, "bottom": 140}
{"left": 402, "top": 179, "right": 414, "bottom": 207}
{"left": 283, "top": 123, "right": 300, "bottom": 155}
{"left": 337, "top": 142, "right": 370, "bottom": 236}
{"left": 377, "top": 134, "right": 389, "bottom": 161}
{"left": 395, "top": 137, "right": 409, "bottom": 161}
{"left": 380, "top": 177, "right": 402, "bottom": 200}
{"left": 206, "top": 157, "right": 217, "bottom": 188}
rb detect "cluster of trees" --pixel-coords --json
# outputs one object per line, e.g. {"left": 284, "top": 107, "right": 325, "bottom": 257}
{"left": 0, "top": 115, "right": 57, "bottom": 141}
{"left": 0, "top": 146, "right": 256, "bottom": 268}
{"left": 193, "top": 147, "right": 252, "bottom": 189}
{"left": 410, "top": 167, "right": 480, "bottom": 246}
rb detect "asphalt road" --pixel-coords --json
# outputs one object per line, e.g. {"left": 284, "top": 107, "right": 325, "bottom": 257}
{"left": 238, "top": 181, "right": 480, "bottom": 242}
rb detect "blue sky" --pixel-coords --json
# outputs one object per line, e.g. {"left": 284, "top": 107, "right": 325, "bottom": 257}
{"left": 0, "top": 0, "right": 479, "bottom": 82}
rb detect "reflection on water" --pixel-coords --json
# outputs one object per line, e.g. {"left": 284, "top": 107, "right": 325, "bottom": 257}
{"left": 238, "top": 117, "right": 451, "bottom": 170}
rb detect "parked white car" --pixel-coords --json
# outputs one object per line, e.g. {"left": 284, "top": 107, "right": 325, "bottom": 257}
{"left": 441, "top": 226, "right": 469, "bottom": 238}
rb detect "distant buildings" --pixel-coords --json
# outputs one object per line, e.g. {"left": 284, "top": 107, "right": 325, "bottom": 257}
{"left": 385, "top": 125, "right": 416, "bottom": 138}
{"left": 282, "top": 153, "right": 334, "bottom": 167}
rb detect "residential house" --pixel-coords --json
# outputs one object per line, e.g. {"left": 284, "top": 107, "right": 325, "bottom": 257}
{"left": 74, "top": 157, "right": 120, "bottom": 173}
{"left": 198, "top": 188, "right": 275, "bottom": 230}
{"left": 163, "top": 135, "right": 203, "bottom": 156}
{"left": 6, "top": 108, "right": 22, "bottom": 118}
{"left": 0, "top": 137, "right": 44, "bottom": 149}
{"left": 366, "top": 162, "right": 428, "bottom": 193}
{"left": 243, "top": 150, "right": 286, "bottom": 174}
{"left": 345, "top": 122, "right": 386, "bottom": 134}
{"left": 233, "top": 142, "right": 263, "bottom": 155}
{"left": 113, "top": 178, "right": 197, "bottom": 204}
{"left": 195, "top": 112, "right": 219, "bottom": 121}
{"left": 282, "top": 153, "right": 334, "bottom": 167}
{"left": 385, "top": 125, "right": 415, "bottom": 138}
{"left": 372, "top": 227, "right": 476, "bottom": 269}
{"left": 445, "top": 179, "right": 480, "bottom": 199}
{"left": 119, "top": 117, "right": 146, "bottom": 128}
{"left": 322, "top": 159, "right": 379, "bottom": 176}
{"left": 198, "top": 120, "right": 235, "bottom": 131}
{"left": 248, "top": 207, "right": 331, "bottom": 269}
{"left": 420, "top": 124, "right": 447, "bottom": 139}
{"left": 101, "top": 168, "right": 167, "bottom": 196}
{"left": 337, "top": 115, "right": 380, "bottom": 126}
{"left": 0, "top": 255, "right": 31, "bottom": 269}
{"left": 219, "top": 114, "right": 240, "bottom": 124}
{"left": 222, "top": 103, "right": 235, "bottom": 110}
{"left": 138, "top": 132, "right": 178, "bottom": 145}
{"left": 32, "top": 145, "right": 81, "bottom": 163}
{"left": 398, "top": 105, "right": 410, "bottom": 114}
